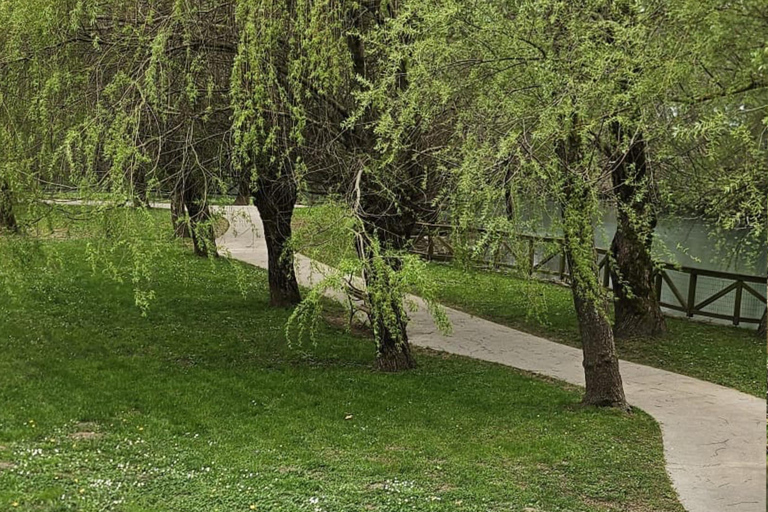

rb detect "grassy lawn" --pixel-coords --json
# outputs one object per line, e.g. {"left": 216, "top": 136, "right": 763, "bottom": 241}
{"left": 293, "top": 206, "right": 767, "bottom": 397}
{"left": 0, "top": 208, "right": 684, "bottom": 511}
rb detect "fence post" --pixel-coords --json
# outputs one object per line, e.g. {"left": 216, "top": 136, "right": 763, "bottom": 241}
{"left": 733, "top": 281, "right": 743, "bottom": 326}
{"left": 492, "top": 242, "right": 501, "bottom": 270}
{"left": 528, "top": 238, "right": 535, "bottom": 276}
{"left": 655, "top": 272, "right": 663, "bottom": 300}
{"left": 686, "top": 270, "right": 698, "bottom": 317}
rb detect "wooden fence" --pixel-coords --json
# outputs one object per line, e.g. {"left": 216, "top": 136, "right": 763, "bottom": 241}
{"left": 411, "top": 222, "right": 767, "bottom": 327}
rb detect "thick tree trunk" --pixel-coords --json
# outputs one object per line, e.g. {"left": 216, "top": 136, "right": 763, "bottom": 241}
{"left": 252, "top": 167, "right": 301, "bottom": 307}
{"left": 570, "top": 281, "right": 628, "bottom": 408}
{"left": 0, "top": 181, "right": 18, "bottom": 233}
{"left": 565, "top": 209, "right": 629, "bottom": 409}
{"left": 372, "top": 297, "right": 415, "bottom": 372}
{"left": 558, "top": 119, "right": 628, "bottom": 410}
{"left": 183, "top": 174, "right": 216, "bottom": 257}
{"left": 609, "top": 126, "right": 666, "bottom": 338}
{"left": 357, "top": 231, "right": 417, "bottom": 372}
{"left": 356, "top": 202, "right": 418, "bottom": 372}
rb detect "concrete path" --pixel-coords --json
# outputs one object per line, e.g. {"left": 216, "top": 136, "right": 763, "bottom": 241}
{"left": 217, "top": 205, "right": 766, "bottom": 512}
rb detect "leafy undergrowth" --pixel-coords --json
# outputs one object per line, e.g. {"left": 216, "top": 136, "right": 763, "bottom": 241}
{"left": 293, "top": 206, "right": 766, "bottom": 397}
{"left": 0, "top": 210, "right": 682, "bottom": 511}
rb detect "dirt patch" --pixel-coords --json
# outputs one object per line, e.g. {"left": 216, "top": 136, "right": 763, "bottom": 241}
{"left": 69, "top": 431, "right": 102, "bottom": 441}
{"left": 0, "top": 462, "right": 16, "bottom": 471}
{"left": 324, "top": 309, "right": 373, "bottom": 337}
{"left": 173, "top": 356, "right": 197, "bottom": 368}
{"left": 68, "top": 422, "right": 102, "bottom": 441}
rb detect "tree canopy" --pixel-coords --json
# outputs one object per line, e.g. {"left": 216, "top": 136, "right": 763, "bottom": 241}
{"left": 0, "top": 0, "right": 765, "bottom": 404}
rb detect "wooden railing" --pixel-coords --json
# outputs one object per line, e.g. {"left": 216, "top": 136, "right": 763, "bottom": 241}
{"left": 410, "top": 222, "right": 768, "bottom": 327}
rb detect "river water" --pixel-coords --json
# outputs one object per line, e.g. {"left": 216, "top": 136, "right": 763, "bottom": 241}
{"left": 529, "top": 206, "right": 767, "bottom": 328}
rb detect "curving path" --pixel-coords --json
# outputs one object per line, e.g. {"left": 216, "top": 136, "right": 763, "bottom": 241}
{"left": 217, "top": 205, "right": 766, "bottom": 512}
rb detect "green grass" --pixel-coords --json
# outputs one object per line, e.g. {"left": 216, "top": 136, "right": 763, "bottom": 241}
{"left": 292, "top": 206, "right": 767, "bottom": 397}
{"left": 0, "top": 209, "right": 683, "bottom": 511}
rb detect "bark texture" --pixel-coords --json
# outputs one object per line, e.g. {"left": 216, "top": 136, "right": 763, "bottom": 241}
{"left": 0, "top": 181, "right": 18, "bottom": 233}
{"left": 374, "top": 313, "right": 415, "bottom": 372}
{"left": 609, "top": 126, "right": 666, "bottom": 338}
{"left": 558, "top": 120, "right": 628, "bottom": 410}
{"left": 171, "top": 183, "right": 191, "bottom": 238}
{"left": 566, "top": 214, "right": 629, "bottom": 409}
{"left": 356, "top": 225, "right": 417, "bottom": 372}
{"left": 234, "top": 173, "right": 252, "bottom": 206}
{"left": 182, "top": 172, "right": 217, "bottom": 257}
{"left": 252, "top": 166, "right": 301, "bottom": 307}
{"left": 132, "top": 168, "right": 150, "bottom": 208}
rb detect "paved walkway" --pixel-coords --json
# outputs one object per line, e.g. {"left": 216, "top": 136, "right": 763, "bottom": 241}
{"left": 217, "top": 205, "right": 766, "bottom": 512}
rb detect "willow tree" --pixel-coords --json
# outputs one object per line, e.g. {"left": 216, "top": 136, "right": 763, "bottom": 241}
{"left": 67, "top": 0, "right": 237, "bottom": 256}
{"left": 575, "top": 0, "right": 768, "bottom": 339}
{"left": 5, "top": 0, "right": 235, "bottom": 255}
{"left": 544, "top": 2, "right": 629, "bottom": 405}
{"left": 233, "top": 0, "right": 448, "bottom": 368}
{"left": 336, "top": 1, "right": 455, "bottom": 370}
{"left": 593, "top": 2, "right": 665, "bottom": 339}
{"left": 231, "top": 0, "right": 353, "bottom": 306}
{"left": 380, "top": 0, "right": 633, "bottom": 406}
{"left": 0, "top": 0, "right": 240, "bottom": 319}
{"left": 0, "top": 0, "right": 89, "bottom": 232}
{"left": 0, "top": 0, "right": 161, "bottom": 309}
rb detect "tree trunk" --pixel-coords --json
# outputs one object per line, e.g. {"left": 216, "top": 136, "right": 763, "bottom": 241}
{"left": 558, "top": 119, "right": 628, "bottom": 410}
{"left": 372, "top": 297, "right": 415, "bottom": 372}
{"left": 183, "top": 174, "right": 216, "bottom": 257}
{"left": 355, "top": 198, "right": 418, "bottom": 371}
{"left": 0, "top": 181, "right": 18, "bottom": 233}
{"left": 171, "top": 184, "right": 190, "bottom": 238}
{"left": 132, "top": 168, "right": 150, "bottom": 208}
{"left": 564, "top": 202, "right": 629, "bottom": 409}
{"left": 252, "top": 167, "right": 301, "bottom": 307}
{"left": 356, "top": 230, "right": 417, "bottom": 372}
{"left": 609, "top": 126, "right": 666, "bottom": 338}
{"left": 234, "top": 172, "right": 252, "bottom": 206}
{"left": 570, "top": 279, "right": 628, "bottom": 408}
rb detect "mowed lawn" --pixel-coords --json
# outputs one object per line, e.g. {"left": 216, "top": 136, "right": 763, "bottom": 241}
{"left": 293, "top": 205, "right": 767, "bottom": 397}
{"left": 0, "top": 208, "right": 683, "bottom": 511}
